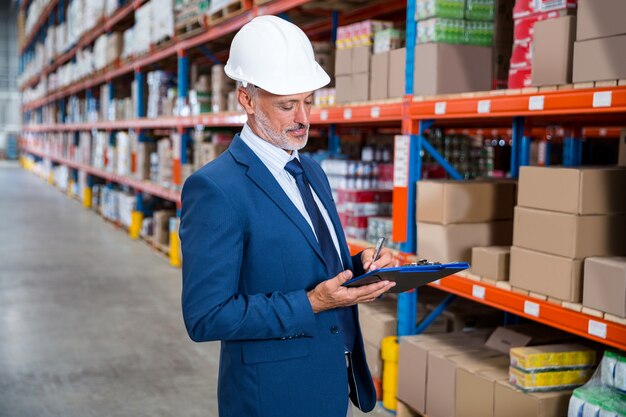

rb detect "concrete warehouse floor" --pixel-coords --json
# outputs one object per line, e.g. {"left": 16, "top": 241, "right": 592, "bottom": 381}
{"left": 0, "top": 161, "right": 391, "bottom": 417}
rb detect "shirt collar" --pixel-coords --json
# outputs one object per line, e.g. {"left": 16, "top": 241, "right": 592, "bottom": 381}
{"left": 240, "top": 124, "right": 299, "bottom": 173}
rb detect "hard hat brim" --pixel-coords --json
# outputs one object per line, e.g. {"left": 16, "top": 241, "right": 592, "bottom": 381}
{"left": 225, "top": 61, "right": 331, "bottom": 96}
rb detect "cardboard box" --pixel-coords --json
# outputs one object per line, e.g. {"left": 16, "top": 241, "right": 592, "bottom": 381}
{"left": 576, "top": 0, "right": 626, "bottom": 41}
{"left": 335, "top": 75, "right": 352, "bottom": 104}
{"left": 531, "top": 16, "right": 576, "bottom": 86}
{"left": 518, "top": 166, "right": 626, "bottom": 215}
{"left": 352, "top": 45, "right": 371, "bottom": 74}
{"left": 510, "top": 246, "right": 583, "bottom": 302}
{"left": 370, "top": 52, "right": 389, "bottom": 100}
{"left": 417, "top": 180, "right": 516, "bottom": 224}
{"left": 388, "top": 47, "right": 406, "bottom": 98}
{"left": 136, "top": 142, "right": 157, "bottom": 180}
{"left": 573, "top": 34, "right": 626, "bottom": 83}
{"left": 494, "top": 380, "right": 572, "bottom": 417}
{"left": 583, "top": 256, "right": 626, "bottom": 317}
{"left": 335, "top": 48, "right": 352, "bottom": 76}
{"left": 471, "top": 246, "right": 510, "bottom": 281}
{"left": 154, "top": 210, "right": 175, "bottom": 246}
{"left": 358, "top": 298, "right": 397, "bottom": 348}
{"left": 417, "top": 221, "right": 514, "bottom": 263}
{"left": 397, "top": 332, "right": 492, "bottom": 414}
{"left": 364, "top": 341, "right": 383, "bottom": 378}
{"left": 426, "top": 351, "right": 509, "bottom": 417}
{"left": 413, "top": 43, "right": 492, "bottom": 96}
{"left": 513, "top": 206, "right": 626, "bottom": 258}
{"left": 456, "top": 366, "right": 509, "bottom": 417}
{"left": 352, "top": 72, "right": 370, "bottom": 102}
{"left": 485, "top": 324, "right": 574, "bottom": 355}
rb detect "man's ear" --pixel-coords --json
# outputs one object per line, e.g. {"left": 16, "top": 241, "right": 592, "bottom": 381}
{"left": 237, "top": 87, "right": 255, "bottom": 115}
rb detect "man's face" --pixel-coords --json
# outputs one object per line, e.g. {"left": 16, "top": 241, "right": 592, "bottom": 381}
{"left": 239, "top": 87, "right": 314, "bottom": 152}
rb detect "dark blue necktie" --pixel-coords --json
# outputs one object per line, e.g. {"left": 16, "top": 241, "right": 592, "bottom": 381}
{"left": 285, "top": 158, "right": 355, "bottom": 353}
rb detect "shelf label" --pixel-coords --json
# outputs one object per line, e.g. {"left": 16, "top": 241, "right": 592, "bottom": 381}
{"left": 588, "top": 320, "right": 607, "bottom": 339}
{"left": 528, "top": 95, "right": 545, "bottom": 111}
{"left": 370, "top": 106, "right": 381, "bottom": 118}
{"left": 472, "top": 285, "right": 486, "bottom": 300}
{"left": 477, "top": 100, "right": 491, "bottom": 114}
{"left": 320, "top": 109, "right": 328, "bottom": 121}
{"left": 343, "top": 108, "right": 352, "bottom": 120}
{"left": 593, "top": 91, "right": 612, "bottom": 108}
{"left": 435, "top": 102, "right": 447, "bottom": 115}
{"left": 393, "top": 135, "right": 410, "bottom": 187}
{"left": 524, "top": 301, "right": 540, "bottom": 317}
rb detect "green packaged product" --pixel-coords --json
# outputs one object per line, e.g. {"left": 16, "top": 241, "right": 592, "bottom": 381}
{"left": 465, "top": 20, "right": 493, "bottom": 46}
{"left": 416, "top": 18, "right": 466, "bottom": 45}
{"left": 465, "top": 0, "right": 494, "bottom": 21}
{"left": 416, "top": 0, "right": 466, "bottom": 20}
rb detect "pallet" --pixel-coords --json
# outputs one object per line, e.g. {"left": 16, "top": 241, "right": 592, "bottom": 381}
{"left": 175, "top": 14, "right": 206, "bottom": 38}
{"left": 208, "top": 0, "right": 247, "bottom": 26}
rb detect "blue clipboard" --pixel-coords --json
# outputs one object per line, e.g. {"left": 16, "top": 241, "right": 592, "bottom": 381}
{"left": 343, "top": 262, "right": 469, "bottom": 293}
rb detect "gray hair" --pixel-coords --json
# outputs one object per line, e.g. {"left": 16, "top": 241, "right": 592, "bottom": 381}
{"left": 237, "top": 81, "right": 258, "bottom": 100}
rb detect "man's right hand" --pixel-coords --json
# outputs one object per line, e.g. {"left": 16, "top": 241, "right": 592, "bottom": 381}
{"left": 306, "top": 270, "right": 396, "bottom": 313}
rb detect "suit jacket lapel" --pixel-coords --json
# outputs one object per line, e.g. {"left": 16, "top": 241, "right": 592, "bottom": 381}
{"left": 228, "top": 135, "right": 326, "bottom": 265}
{"left": 300, "top": 157, "right": 354, "bottom": 271}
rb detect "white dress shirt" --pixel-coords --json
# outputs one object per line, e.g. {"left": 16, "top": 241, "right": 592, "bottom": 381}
{"left": 239, "top": 124, "right": 343, "bottom": 264}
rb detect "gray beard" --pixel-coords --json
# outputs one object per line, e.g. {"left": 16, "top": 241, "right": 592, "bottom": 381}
{"left": 254, "top": 108, "right": 309, "bottom": 151}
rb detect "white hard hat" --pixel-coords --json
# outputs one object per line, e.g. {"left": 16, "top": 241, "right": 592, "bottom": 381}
{"left": 224, "top": 15, "right": 330, "bottom": 96}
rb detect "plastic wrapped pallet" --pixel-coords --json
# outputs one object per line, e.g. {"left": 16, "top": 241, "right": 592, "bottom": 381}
{"left": 118, "top": 193, "right": 136, "bottom": 228}
{"left": 568, "top": 351, "right": 626, "bottom": 417}
{"left": 151, "top": 0, "right": 175, "bottom": 44}
{"left": 105, "top": 0, "right": 118, "bottom": 16}
{"left": 134, "top": 2, "right": 152, "bottom": 55}
{"left": 157, "top": 138, "right": 173, "bottom": 187}
{"left": 116, "top": 132, "right": 132, "bottom": 177}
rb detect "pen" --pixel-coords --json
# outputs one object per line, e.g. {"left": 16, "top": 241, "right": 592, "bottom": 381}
{"left": 369, "top": 237, "right": 386, "bottom": 271}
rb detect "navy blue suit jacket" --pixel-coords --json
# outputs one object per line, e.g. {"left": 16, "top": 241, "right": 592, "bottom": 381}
{"left": 180, "top": 135, "right": 376, "bottom": 417}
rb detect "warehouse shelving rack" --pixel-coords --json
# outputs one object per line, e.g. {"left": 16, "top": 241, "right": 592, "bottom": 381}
{"left": 19, "top": 0, "right": 626, "bottom": 351}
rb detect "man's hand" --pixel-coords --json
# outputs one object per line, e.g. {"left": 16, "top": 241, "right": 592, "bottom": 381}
{"left": 361, "top": 247, "right": 395, "bottom": 272}
{"left": 307, "top": 270, "right": 396, "bottom": 313}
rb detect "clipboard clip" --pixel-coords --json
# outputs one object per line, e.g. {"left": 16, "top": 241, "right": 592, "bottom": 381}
{"left": 405, "top": 259, "right": 442, "bottom": 266}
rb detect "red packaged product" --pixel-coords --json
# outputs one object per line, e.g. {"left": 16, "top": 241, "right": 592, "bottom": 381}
{"left": 513, "top": 0, "right": 534, "bottom": 19}
{"left": 509, "top": 41, "right": 532, "bottom": 69}
{"left": 508, "top": 67, "right": 532, "bottom": 89}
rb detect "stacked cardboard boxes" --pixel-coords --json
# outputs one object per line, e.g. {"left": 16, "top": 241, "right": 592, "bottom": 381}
{"left": 510, "top": 166, "right": 626, "bottom": 302}
{"left": 334, "top": 20, "right": 395, "bottom": 103}
{"left": 411, "top": 0, "right": 495, "bottom": 95}
{"left": 396, "top": 325, "right": 582, "bottom": 417}
{"left": 509, "top": 0, "right": 576, "bottom": 88}
{"left": 573, "top": 0, "right": 626, "bottom": 82}
{"left": 211, "top": 65, "right": 235, "bottom": 113}
{"left": 416, "top": 180, "right": 516, "bottom": 263}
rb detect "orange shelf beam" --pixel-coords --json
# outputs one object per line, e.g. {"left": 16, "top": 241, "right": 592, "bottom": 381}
{"left": 346, "top": 239, "right": 626, "bottom": 350}
{"left": 410, "top": 86, "right": 626, "bottom": 120}
{"left": 310, "top": 100, "right": 404, "bottom": 124}
{"left": 23, "top": 146, "right": 181, "bottom": 203}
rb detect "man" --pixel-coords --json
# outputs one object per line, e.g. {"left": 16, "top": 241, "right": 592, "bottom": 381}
{"left": 180, "top": 15, "right": 396, "bottom": 417}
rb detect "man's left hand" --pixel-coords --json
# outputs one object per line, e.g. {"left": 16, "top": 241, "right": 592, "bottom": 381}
{"left": 361, "top": 247, "right": 395, "bottom": 272}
